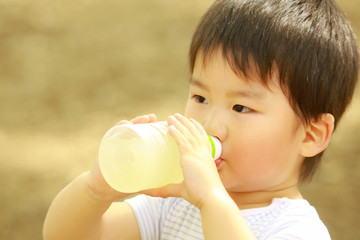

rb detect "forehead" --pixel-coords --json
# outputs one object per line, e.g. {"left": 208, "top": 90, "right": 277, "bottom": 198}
{"left": 192, "top": 49, "right": 283, "bottom": 93}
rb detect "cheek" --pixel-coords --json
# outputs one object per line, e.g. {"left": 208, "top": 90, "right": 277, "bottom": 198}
{"left": 226, "top": 141, "right": 294, "bottom": 191}
{"left": 184, "top": 101, "right": 207, "bottom": 125}
{"left": 230, "top": 124, "right": 299, "bottom": 174}
{"left": 184, "top": 100, "right": 197, "bottom": 118}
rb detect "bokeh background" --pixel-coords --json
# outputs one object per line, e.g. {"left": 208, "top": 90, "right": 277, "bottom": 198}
{"left": 0, "top": 0, "right": 359, "bottom": 239}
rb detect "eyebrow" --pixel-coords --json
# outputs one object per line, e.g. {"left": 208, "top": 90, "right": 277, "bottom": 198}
{"left": 190, "top": 78, "right": 268, "bottom": 100}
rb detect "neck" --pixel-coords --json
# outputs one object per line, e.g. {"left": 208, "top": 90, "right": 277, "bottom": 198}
{"left": 227, "top": 184, "right": 302, "bottom": 210}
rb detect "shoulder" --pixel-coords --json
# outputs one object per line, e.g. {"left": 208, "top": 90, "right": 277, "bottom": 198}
{"left": 242, "top": 198, "right": 331, "bottom": 240}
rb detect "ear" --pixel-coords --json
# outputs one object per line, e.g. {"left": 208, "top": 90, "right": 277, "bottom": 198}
{"left": 300, "top": 113, "right": 335, "bottom": 157}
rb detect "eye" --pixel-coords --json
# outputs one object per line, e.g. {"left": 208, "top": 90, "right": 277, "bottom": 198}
{"left": 232, "top": 104, "right": 251, "bottom": 113}
{"left": 193, "top": 95, "right": 208, "bottom": 104}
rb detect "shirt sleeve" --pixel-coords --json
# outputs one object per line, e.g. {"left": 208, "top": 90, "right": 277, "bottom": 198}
{"left": 125, "top": 194, "right": 164, "bottom": 240}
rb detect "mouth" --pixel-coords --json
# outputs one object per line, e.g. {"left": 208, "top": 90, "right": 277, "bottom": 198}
{"left": 215, "top": 158, "right": 223, "bottom": 168}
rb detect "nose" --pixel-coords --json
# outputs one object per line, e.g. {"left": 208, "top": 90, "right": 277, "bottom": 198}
{"left": 202, "top": 109, "right": 228, "bottom": 142}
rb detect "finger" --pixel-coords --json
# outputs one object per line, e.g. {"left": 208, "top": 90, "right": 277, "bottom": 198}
{"left": 130, "top": 115, "right": 149, "bottom": 123}
{"left": 190, "top": 118, "right": 208, "bottom": 140}
{"left": 188, "top": 118, "right": 211, "bottom": 150}
{"left": 115, "top": 120, "right": 132, "bottom": 126}
{"left": 115, "top": 114, "right": 157, "bottom": 126}
{"left": 147, "top": 113, "right": 157, "bottom": 122}
{"left": 173, "top": 114, "right": 206, "bottom": 140}
{"left": 168, "top": 116, "right": 192, "bottom": 145}
{"left": 168, "top": 124, "right": 189, "bottom": 149}
{"left": 170, "top": 114, "right": 208, "bottom": 148}
{"left": 131, "top": 114, "right": 157, "bottom": 124}
{"left": 169, "top": 114, "right": 196, "bottom": 139}
{"left": 173, "top": 113, "right": 196, "bottom": 131}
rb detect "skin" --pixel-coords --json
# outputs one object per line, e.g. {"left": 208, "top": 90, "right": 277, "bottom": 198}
{"left": 43, "top": 49, "right": 334, "bottom": 240}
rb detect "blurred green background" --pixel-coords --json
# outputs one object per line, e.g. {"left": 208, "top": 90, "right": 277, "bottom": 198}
{"left": 0, "top": 0, "right": 359, "bottom": 239}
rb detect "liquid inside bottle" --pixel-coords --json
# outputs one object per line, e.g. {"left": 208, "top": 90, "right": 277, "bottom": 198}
{"left": 98, "top": 121, "right": 221, "bottom": 193}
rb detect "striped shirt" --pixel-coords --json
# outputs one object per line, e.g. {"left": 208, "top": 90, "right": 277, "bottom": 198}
{"left": 125, "top": 195, "right": 331, "bottom": 240}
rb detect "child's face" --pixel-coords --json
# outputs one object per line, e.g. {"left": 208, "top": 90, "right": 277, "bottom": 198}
{"left": 184, "top": 50, "right": 306, "bottom": 193}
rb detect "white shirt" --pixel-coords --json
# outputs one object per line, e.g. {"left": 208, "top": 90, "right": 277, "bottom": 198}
{"left": 125, "top": 195, "right": 331, "bottom": 240}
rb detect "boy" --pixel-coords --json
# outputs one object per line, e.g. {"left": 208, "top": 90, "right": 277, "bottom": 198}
{"left": 43, "top": 0, "right": 358, "bottom": 239}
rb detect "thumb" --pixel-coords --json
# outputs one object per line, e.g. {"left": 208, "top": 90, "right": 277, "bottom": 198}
{"left": 141, "top": 183, "right": 184, "bottom": 199}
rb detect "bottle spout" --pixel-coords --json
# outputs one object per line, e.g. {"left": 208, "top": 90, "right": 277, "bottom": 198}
{"left": 208, "top": 135, "right": 222, "bottom": 160}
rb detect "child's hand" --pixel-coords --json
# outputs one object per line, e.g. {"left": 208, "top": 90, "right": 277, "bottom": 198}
{"left": 115, "top": 113, "right": 157, "bottom": 126}
{"left": 143, "top": 113, "right": 225, "bottom": 209}
{"left": 88, "top": 114, "right": 158, "bottom": 202}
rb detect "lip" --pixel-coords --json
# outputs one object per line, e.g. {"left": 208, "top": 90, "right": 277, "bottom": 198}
{"left": 215, "top": 158, "right": 224, "bottom": 169}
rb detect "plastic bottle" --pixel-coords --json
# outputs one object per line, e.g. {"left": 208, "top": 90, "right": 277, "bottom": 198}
{"left": 98, "top": 121, "right": 222, "bottom": 193}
